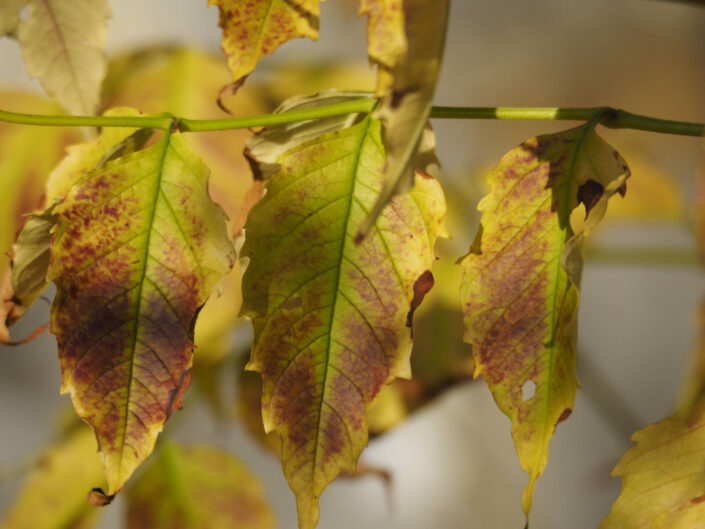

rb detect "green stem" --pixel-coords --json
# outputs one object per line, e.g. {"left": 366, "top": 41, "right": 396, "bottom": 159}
{"left": 0, "top": 101, "right": 703, "bottom": 137}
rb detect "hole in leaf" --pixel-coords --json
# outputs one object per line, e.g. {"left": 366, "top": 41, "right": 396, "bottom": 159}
{"left": 522, "top": 380, "right": 536, "bottom": 401}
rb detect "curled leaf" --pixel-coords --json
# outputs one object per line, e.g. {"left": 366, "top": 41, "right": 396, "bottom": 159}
{"left": 48, "top": 128, "right": 234, "bottom": 494}
{"left": 459, "top": 123, "right": 629, "bottom": 517}
{"left": 242, "top": 113, "right": 446, "bottom": 529}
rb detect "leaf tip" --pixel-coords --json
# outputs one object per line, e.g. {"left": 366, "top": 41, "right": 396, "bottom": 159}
{"left": 87, "top": 487, "right": 114, "bottom": 507}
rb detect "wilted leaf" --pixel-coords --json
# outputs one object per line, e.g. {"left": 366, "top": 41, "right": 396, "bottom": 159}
{"left": 48, "top": 127, "right": 234, "bottom": 495}
{"left": 600, "top": 403, "right": 705, "bottom": 529}
{"left": 0, "top": 427, "right": 104, "bottom": 529}
{"left": 0, "top": 0, "right": 26, "bottom": 36}
{"left": 16, "top": 0, "right": 111, "bottom": 115}
{"left": 359, "top": 0, "right": 407, "bottom": 74}
{"left": 127, "top": 443, "right": 274, "bottom": 529}
{"left": 459, "top": 123, "right": 630, "bottom": 516}
{"left": 210, "top": 0, "right": 324, "bottom": 83}
{"left": 0, "top": 91, "right": 80, "bottom": 343}
{"left": 242, "top": 112, "right": 446, "bottom": 529}
{"left": 358, "top": 0, "right": 449, "bottom": 237}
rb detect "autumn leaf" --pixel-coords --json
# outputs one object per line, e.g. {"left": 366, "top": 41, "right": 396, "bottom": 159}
{"left": 358, "top": 0, "right": 449, "bottom": 238}
{"left": 127, "top": 443, "right": 274, "bottom": 529}
{"left": 0, "top": 427, "right": 104, "bottom": 529}
{"left": 459, "top": 122, "right": 630, "bottom": 517}
{"left": 16, "top": 0, "right": 111, "bottom": 115}
{"left": 241, "top": 112, "right": 447, "bottom": 529}
{"left": 48, "top": 127, "right": 234, "bottom": 495}
{"left": 210, "top": 0, "right": 325, "bottom": 84}
{"left": 600, "top": 403, "right": 705, "bottom": 529}
{"left": 103, "top": 47, "right": 270, "bottom": 367}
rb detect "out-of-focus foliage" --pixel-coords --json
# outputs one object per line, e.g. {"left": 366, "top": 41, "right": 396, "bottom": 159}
{"left": 127, "top": 443, "right": 274, "bottom": 529}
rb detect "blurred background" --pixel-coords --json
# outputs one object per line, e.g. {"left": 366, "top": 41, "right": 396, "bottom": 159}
{"left": 0, "top": 1, "right": 704, "bottom": 528}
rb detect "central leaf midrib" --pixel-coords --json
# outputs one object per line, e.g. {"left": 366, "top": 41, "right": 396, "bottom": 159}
{"left": 311, "top": 116, "right": 373, "bottom": 484}
{"left": 115, "top": 128, "right": 173, "bottom": 485}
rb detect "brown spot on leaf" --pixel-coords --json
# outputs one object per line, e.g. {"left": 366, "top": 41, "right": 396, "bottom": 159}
{"left": 406, "top": 270, "right": 434, "bottom": 330}
{"left": 557, "top": 407, "right": 572, "bottom": 424}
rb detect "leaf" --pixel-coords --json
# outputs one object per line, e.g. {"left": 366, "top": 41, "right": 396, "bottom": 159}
{"left": 241, "top": 112, "right": 447, "bottom": 529}
{"left": 210, "top": 0, "right": 325, "bottom": 83}
{"left": 102, "top": 47, "right": 271, "bottom": 365}
{"left": 600, "top": 403, "right": 705, "bottom": 529}
{"left": 48, "top": 127, "right": 234, "bottom": 495}
{"left": 0, "top": 91, "right": 80, "bottom": 343}
{"left": 5, "top": 109, "right": 149, "bottom": 331}
{"left": 459, "top": 123, "right": 630, "bottom": 517}
{"left": 357, "top": 0, "right": 449, "bottom": 238}
{"left": 0, "top": 427, "right": 105, "bottom": 529}
{"left": 0, "top": 0, "right": 26, "bottom": 37}
{"left": 359, "top": 0, "right": 407, "bottom": 75}
{"left": 127, "top": 443, "right": 274, "bottom": 529}
{"left": 16, "top": 0, "right": 111, "bottom": 115}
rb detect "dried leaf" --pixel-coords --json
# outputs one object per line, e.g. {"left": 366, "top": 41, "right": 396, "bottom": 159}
{"left": 459, "top": 123, "right": 630, "bottom": 517}
{"left": 210, "top": 0, "right": 325, "bottom": 83}
{"left": 358, "top": 0, "right": 449, "bottom": 237}
{"left": 127, "top": 443, "right": 274, "bottom": 529}
{"left": 16, "top": 0, "right": 111, "bottom": 115}
{"left": 242, "top": 112, "right": 446, "bottom": 529}
{"left": 48, "top": 128, "right": 234, "bottom": 494}
{"left": 0, "top": 427, "right": 104, "bottom": 529}
{"left": 600, "top": 403, "right": 705, "bottom": 529}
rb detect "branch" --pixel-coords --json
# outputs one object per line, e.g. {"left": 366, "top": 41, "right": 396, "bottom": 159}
{"left": 0, "top": 101, "right": 703, "bottom": 137}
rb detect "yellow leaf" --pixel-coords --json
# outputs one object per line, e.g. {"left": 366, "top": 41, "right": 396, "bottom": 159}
{"left": 17, "top": 0, "right": 111, "bottom": 115}
{"left": 210, "top": 0, "right": 325, "bottom": 83}
{"left": 459, "top": 123, "right": 629, "bottom": 518}
{"left": 600, "top": 403, "right": 705, "bottom": 529}
{"left": 359, "top": 0, "right": 407, "bottom": 74}
{"left": 0, "top": 0, "right": 26, "bottom": 36}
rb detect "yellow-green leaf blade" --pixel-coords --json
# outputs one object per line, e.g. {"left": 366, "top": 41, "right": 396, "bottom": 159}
{"left": 210, "top": 0, "right": 324, "bottom": 83}
{"left": 459, "top": 124, "right": 629, "bottom": 517}
{"left": 359, "top": 0, "right": 448, "bottom": 237}
{"left": 16, "top": 0, "right": 111, "bottom": 115}
{"left": 0, "top": 427, "right": 104, "bottom": 529}
{"left": 48, "top": 130, "right": 234, "bottom": 494}
{"left": 601, "top": 404, "right": 705, "bottom": 529}
{"left": 242, "top": 115, "right": 446, "bottom": 529}
{"left": 127, "top": 443, "right": 274, "bottom": 529}
{"left": 0, "top": 0, "right": 26, "bottom": 37}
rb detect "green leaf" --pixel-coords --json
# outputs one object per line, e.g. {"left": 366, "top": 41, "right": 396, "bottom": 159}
{"left": 0, "top": 427, "right": 105, "bottom": 529}
{"left": 600, "top": 403, "right": 705, "bottom": 529}
{"left": 16, "top": 0, "right": 111, "bottom": 115}
{"left": 0, "top": 0, "right": 26, "bottom": 37}
{"left": 358, "top": 0, "right": 449, "bottom": 238}
{"left": 210, "top": 0, "right": 325, "bottom": 83}
{"left": 127, "top": 443, "right": 274, "bottom": 529}
{"left": 242, "top": 112, "right": 447, "bottom": 529}
{"left": 48, "top": 127, "right": 234, "bottom": 495}
{"left": 459, "top": 123, "right": 629, "bottom": 517}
